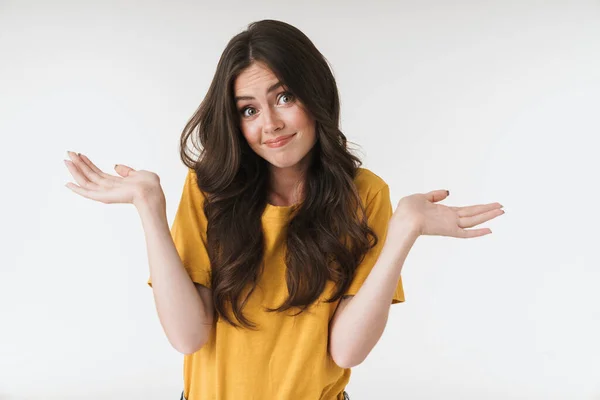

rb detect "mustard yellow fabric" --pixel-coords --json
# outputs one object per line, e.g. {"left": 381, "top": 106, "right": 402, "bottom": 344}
{"left": 147, "top": 167, "right": 405, "bottom": 400}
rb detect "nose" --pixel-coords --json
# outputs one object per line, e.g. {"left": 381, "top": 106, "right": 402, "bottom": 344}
{"left": 262, "top": 107, "right": 284, "bottom": 134}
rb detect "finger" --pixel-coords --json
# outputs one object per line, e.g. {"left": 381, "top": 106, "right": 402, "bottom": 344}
{"left": 454, "top": 202, "right": 503, "bottom": 217}
{"left": 114, "top": 164, "right": 136, "bottom": 177}
{"left": 67, "top": 152, "right": 104, "bottom": 186}
{"left": 457, "top": 227, "right": 492, "bottom": 238}
{"left": 459, "top": 208, "right": 505, "bottom": 228}
{"left": 426, "top": 189, "right": 450, "bottom": 203}
{"left": 65, "top": 182, "right": 113, "bottom": 204}
{"left": 78, "top": 153, "right": 119, "bottom": 182}
{"left": 64, "top": 159, "right": 100, "bottom": 190}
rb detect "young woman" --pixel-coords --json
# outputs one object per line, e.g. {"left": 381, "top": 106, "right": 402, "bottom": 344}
{"left": 64, "top": 19, "right": 504, "bottom": 400}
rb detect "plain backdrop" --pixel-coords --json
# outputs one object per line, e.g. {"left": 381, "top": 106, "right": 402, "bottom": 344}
{"left": 1, "top": 1, "right": 599, "bottom": 399}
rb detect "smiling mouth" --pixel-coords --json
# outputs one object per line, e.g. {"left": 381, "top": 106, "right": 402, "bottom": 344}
{"left": 264, "top": 133, "right": 296, "bottom": 148}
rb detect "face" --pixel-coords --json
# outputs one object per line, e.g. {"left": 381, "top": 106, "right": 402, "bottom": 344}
{"left": 233, "top": 62, "right": 317, "bottom": 171}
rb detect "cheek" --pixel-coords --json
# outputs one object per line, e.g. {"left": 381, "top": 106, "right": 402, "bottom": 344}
{"left": 240, "top": 124, "right": 261, "bottom": 146}
{"left": 295, "top": 112, "right": 316, "bottom": 139}
{"left": 286, "top": 107, "right": 315, "bottom": 136}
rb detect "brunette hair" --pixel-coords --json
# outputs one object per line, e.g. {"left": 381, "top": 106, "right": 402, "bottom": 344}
{"left": 178, "top": 19, "right": 378, "bottom": 329}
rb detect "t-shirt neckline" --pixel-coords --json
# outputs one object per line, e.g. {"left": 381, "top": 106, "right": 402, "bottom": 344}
{"left": 263, "top": 202, "right": 298, "bottom": 221}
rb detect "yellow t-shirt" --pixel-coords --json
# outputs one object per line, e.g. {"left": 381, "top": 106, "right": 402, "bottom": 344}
{"left": 148, "top": 167, "right": 405, "bottom": 400}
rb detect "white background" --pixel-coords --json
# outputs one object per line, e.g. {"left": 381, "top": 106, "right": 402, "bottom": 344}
{"left": 1, "top": 1, "right": 599, "bottom": 399}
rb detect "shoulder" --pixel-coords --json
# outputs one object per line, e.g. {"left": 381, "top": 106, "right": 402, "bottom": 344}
{"left": 180, "top": 168, "right": 208, "bottom": 207}
{"left": 354, "top": 167, "right": 389, "bottom": 205}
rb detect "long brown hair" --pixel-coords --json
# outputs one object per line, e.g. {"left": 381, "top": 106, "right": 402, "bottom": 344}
{"left": 178, "top": 19, "right": 378, "bottom": 329}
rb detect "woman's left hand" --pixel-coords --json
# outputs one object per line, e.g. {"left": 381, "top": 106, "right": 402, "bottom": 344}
{"left": 391, "top": 190, "right": 504, "bottom": 238}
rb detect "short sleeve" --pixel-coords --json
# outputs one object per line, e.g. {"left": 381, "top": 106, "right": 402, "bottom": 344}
{"left": 344, "top": 184, "right": 405, "bottom": 304}
{"left": 147, "top": 168, "right": 212, "bottom": 289}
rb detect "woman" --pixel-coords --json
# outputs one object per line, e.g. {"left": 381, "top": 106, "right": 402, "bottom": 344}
{"left": 64, "top": 19, "right": 504, "bottom": 400}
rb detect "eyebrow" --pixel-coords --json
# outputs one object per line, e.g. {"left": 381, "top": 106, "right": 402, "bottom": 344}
{"left": 234, "top": 81, "right": 284, "bottom": 102}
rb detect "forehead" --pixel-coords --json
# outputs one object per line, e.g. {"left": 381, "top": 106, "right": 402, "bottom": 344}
{"left": 234, "top": 62, "right": 279, "bottom": 94}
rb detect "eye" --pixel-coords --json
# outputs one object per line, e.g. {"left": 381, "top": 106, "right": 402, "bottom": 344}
{"left": 278, "top": 92, "right": 295, "bottom": 105}
{"left": 240, "top": 106, "right": 257, "bottom": 118}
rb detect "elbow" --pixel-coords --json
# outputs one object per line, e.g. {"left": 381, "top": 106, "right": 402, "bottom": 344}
{"left": 177, "top": 344, "right": 201, "bottom": 356}
{"left": 173, "top": 334, "right": 209, "bottom": 355}
{"left": 330, "top": 346, "right": 364, "bottom": 369}
{"left": 332, "top": 356, "right": 351, "bottom": 369}
{"left": 170, "top": 321, "right": 213, "bottom": 355}
{"left": 332, "top": 353, "right": 363, "bottom": 369}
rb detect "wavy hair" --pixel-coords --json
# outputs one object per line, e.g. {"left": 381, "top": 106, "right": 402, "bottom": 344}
{"left": 178, "top": 19, "right": 378, "bottom": 329}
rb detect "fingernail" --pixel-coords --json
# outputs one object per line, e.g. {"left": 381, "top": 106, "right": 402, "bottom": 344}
{"left": 446, "top": 190, "right": 450, "bottom": 196}
{"left": 115, "top": 164, "right": 119, "bottom": 169}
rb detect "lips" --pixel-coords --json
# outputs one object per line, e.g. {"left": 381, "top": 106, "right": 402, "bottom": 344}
{"left": 265, "top": 133, "right": 296, "bottom": 145}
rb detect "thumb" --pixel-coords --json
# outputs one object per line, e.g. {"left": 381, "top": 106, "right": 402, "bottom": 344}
{"left": 114, "top": 164, "right": 136, "bottom": 177}
{"left": 426, "top": 189, "right": 450, "bottom": 203}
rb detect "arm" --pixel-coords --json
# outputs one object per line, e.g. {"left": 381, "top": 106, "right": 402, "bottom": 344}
{"left": 138, "top": 198, "right": 214, "bottom": 355}
{"left": 328, "top": 221, "right": 419, "bottom": 369}
{"left": 328, "top": 187, "right": 502, "bottom": 368}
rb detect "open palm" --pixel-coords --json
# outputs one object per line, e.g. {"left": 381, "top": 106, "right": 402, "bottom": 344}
{"left": 394, "top": 190, "right": 504, "bottom": 238}
{"left": 64, "top": 151, "right": 164, "bottom": 208}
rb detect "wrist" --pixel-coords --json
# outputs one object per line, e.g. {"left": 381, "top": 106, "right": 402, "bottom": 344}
{"left": 388, "top": 215, "right": 422, "bottom": 239}
{"left": 380, "top": 224, "right": 419, "bottom": 272}
{"left": 135, "top": 195, "right": 167, "bottom": 221}
{"left": 136, "top": 202, "right": 169, "bottom": 235}
{"left": 134, "top": 185, "right": 165, "bottom": 211}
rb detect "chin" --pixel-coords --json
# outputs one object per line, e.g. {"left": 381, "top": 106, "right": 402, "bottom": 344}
{"left": 266, "top": 158, "right": 301, "bottom": 169}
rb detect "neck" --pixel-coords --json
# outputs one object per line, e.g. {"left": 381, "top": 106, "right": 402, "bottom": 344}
{"left": 267, "top": 160, "right": 311, "bottom": 207}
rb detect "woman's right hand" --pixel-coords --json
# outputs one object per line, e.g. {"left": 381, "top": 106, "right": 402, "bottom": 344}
{"left": 64, "top": 151, "right": 165, "bottom": 209}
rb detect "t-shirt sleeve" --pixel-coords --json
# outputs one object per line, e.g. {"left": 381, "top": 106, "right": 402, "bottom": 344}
{"left": 344, "top": 184, "right": 405, "bottom": 304}
{"left": 147, "top": 168, "right": 212, "bottom": 289}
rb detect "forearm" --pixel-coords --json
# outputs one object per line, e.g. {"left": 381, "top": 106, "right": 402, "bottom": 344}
{"left": 137, "top": 199, "right": 213, "bottom": 354}
{"left": 329, "top": 222, "right": 419, "bottom": 368}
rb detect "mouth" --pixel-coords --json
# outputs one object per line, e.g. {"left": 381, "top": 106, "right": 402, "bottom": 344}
{"left": 264, "top": 133, "right": 296, "bottom": 148}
